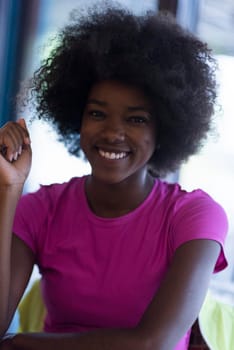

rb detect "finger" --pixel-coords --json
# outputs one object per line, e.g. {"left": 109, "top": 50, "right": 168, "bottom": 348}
{"left": 0, "top": 145, "right": 7, "bottom": 161}
{"left": 0, "top": 120, "right": 31, "bottom": 162}
{"left": 5, "top": 127, "right": 22, "bottom": 149}
{"left": 16, "top": 118, "right": 31, "bottom": 145}
{"left": 1, "top": 129, "right": 23, "bottom": 161}
{"left": 0, "top": 132, "right": 17, "bottom": 162}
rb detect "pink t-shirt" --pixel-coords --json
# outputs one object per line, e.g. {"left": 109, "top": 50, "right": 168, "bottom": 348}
{"left": 13, "top": 176, "right": 228, "bottom": 349}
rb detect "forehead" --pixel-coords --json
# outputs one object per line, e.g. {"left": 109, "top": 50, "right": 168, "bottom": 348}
{"left": 87, "top": 80, "right": 153, "bottom": 109}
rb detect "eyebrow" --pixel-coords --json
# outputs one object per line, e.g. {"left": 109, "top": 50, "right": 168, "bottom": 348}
{"left": 86, "top": 99, "right": 107, "bottom": 107}
{"left": 86, "top": 99, "right": 151, "bottom": 113}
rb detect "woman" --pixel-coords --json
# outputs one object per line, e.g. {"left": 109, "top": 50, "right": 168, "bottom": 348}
{"left": 0, "top": 3, "right": 228, "bottom": 349}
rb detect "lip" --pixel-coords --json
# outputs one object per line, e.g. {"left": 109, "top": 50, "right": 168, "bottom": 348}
{"left": 95, "top": 146, "right": 131, "bottom": 161}
{"left": 99, "top": 149, "right": 129, "bottom": 160}
{"left": 95, "top": 144, "right": 130, "bottom": 153}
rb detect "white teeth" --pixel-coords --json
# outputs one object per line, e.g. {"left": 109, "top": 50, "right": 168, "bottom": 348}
{"left": 99, "top": 149, "right": 127, "bottom": 160}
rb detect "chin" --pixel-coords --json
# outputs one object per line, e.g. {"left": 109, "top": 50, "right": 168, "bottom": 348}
{"left": 91, "top": 172, "right": 130, "bottom": 186}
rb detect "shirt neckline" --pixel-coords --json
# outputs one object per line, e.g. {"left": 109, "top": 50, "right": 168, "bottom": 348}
{"left": 80, "top": 175, "right": 158, "bottom": 225}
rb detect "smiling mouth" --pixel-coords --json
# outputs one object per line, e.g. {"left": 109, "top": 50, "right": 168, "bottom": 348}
{"left": 98, "top": 149, "right": 129, "bottom": 160}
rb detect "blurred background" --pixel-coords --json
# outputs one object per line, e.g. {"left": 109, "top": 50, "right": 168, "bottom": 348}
{"left": 0, "top": 0, "right": 234, "bottom": 316}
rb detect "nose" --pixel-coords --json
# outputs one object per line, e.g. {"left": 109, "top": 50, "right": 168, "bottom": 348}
{"left": 101, "top": 119, "right": 125, "bottom": 143}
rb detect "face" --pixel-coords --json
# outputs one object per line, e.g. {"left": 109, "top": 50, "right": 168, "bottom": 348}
{"left": 80, "top": 80, "right": 156, "bottom": 185}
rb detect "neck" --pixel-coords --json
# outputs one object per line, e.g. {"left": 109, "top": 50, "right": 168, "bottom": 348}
{"left": 85, "top": 171, "right": 155, "bottom": 218}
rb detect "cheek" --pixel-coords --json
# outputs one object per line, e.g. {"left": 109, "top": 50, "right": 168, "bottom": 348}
{"left": 80, "top": 119, "right": 90, "bottom": 137}
{"left": 79, "top": 123, "right": 97, "bottom": 155}
{"left": 143, "top": 132, "right": 156, "bottom": 152}
{"left": 149, "top": 126, "right": 157, "bottom": 150}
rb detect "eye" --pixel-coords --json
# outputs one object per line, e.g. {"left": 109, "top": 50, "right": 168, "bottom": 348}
{"left": 87, "top": 110, "right": 105, "bottom": 120}
{"left": 127, "top": 116, "right": 149, "bottom": 124}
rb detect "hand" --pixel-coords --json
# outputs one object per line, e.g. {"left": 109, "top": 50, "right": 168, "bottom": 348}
{"left": 0, "top": 119, "right": 32, "bottom": 186}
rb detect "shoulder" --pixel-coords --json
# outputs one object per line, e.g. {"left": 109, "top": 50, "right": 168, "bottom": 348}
{"left": 14, "top": 176, "right": 86, "bottom": 221}
{"left": 157, "top": 181, "right": 229, "bottom": 271}
{"left": 22, "top": 176, "right": 84, "bottom": 204}
{"left": 171, "top": 185, "right": 228, "bottom": 232}
{"left": 156, "top": 179, "right": 227, "bottom": 223}
{"left": 13, "top": 177, "right": 86, "bottom": 254}
{"left": 155, "top": 179, "right": 228, "bottom": 245}
{"left": 148, "top": 180, "right": 228, "bottom": 234}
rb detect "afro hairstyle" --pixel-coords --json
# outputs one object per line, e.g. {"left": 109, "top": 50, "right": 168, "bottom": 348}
{"left": 29, "top": 1, "right": 217, "bottom": 177}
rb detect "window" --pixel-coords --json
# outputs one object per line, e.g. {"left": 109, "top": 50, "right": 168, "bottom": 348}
{"left": 179, "top": 0, "right": 234, "bottom": 304}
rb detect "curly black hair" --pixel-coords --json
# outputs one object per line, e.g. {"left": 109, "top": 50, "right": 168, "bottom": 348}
{"left": 29, "top": 1, "right": 217, "bottom": 177}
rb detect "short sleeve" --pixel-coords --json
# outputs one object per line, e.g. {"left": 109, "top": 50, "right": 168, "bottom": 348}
{"left": 170, "top": 190, "right": 229, "bottom": 272}
{"left": 13, "top": 186, "right": 50, "bottom": 258}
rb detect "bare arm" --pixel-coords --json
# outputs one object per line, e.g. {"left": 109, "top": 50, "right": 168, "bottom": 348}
{"left": 137, "top": 239, "right": 221, "bottom": 349}
{"left": 0, "top": 119, "right": 34, "bottom": 335}
{"left": 2, "top": 239, "right": 220, "bottom": 350}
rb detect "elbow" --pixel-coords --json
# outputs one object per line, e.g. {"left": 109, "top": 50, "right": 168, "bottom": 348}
{"left": 139, "top": 338, "right": 155, "bottom": 350}
{"left": 133, "top": 326, "right": 159, "bottom": 350}
{"left": 134, "top": 324, "right": 174, "bottom": 350}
